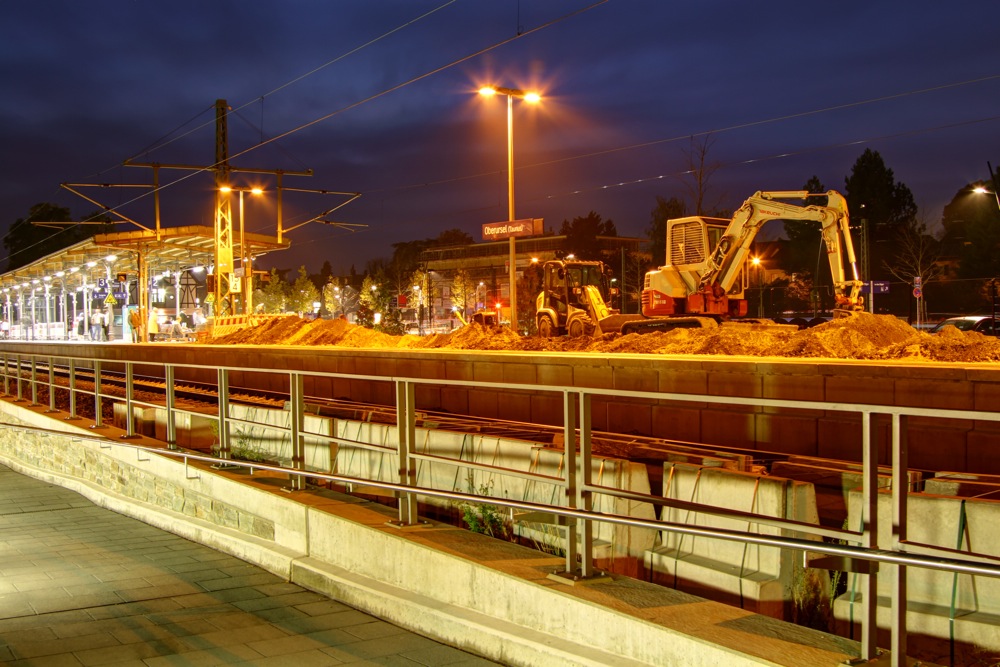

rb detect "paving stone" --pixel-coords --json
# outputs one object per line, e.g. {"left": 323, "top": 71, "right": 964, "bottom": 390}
{"left": 0, "top": 465, "right": 499, "bottom": 667}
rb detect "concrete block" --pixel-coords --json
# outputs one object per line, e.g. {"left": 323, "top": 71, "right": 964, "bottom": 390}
{"left": 754, "top": 413, "right": 817, "bottom": 457}
{"left": 468, "top": 389, "right": 499, "bottom": 419}
{"left": 613, "top": 367, "right": 658, "bottom": 393}
{"left": 836, "top": 489, "right": 1000, "bottom": 654}
{"left": 651, "top": 403, "right": 702, "bottom": 443}
{"left": 657, "top": 368, "right": 709, "bottom": 395}
{"left": 472, "top": 362, "right": 504, "bottom": 383}
{"left": 967, "top": 429, "right": 1000, "bottom": 475}
{"left": 825, "top": 375, "right": 894, "bottom": 406}
{"left": 572, "top": 363, "right": 613, "bottom": 389}
{"left": 701, "top": 409, "right": 756, "bottom": 450}
{"left": 606, "top": 401, "right": 652, "bottom": 437}
{"left": 895, "top": 378, "right": 973, "bottom": 411}
{"left": 645, "top": 463, "right": 821, "bottom": 620}
{"left": 535, "top": 362, "right": 573, "bottom": 387}
{"left": 707, "top": 371, "right": 761, "bottom": 399}
{"left": 762, "top": 372, "right": 825, "bottom": 404}
{"left": 771, "top": 461, "right": 892, "bottom": 528}
{"left": 906, "top": 424, "right": 968, "bottom": 472}
{"left": 503, "top": 363, "right": 537, "bottom": 386}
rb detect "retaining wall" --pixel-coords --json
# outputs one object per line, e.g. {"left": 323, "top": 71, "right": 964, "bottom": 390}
{"left": 0, "top": 396, "right": 862, "bottom": 666}
{"left": 7, "top": 341, "right": 999, "bottom": 474}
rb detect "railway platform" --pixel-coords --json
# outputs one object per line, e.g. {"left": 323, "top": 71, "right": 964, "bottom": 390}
{"left": 0, "top": 463, "right": 498, "bottom": 666}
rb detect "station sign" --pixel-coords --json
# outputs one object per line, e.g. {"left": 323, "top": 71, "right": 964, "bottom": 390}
{"left": 859, "top": 281, "right": 889, "bottom": 295}
{"left": 482, "top": 218, "right": 543, "bottom": 241}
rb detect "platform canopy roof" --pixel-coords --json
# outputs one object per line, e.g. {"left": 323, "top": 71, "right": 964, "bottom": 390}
{"left": 0, "top": 225, "right": 289, "bottom": 292}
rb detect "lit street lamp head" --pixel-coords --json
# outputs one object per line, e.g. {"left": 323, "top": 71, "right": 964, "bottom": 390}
{"left": 478, "top": 85, "right": 540, "bottom": 102}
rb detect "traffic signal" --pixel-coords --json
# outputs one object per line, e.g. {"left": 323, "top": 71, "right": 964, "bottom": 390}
{"left": 116, "top": 272, "right": 128, "bottom": 283}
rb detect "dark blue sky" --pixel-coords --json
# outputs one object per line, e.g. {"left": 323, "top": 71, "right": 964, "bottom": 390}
{"left": 2, "top": 0, "right": 997, "bottom": 275}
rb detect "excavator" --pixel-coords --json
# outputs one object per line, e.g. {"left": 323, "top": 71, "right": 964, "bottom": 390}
{"left": 535, "top": 190, "right": 865, "bottom": 337}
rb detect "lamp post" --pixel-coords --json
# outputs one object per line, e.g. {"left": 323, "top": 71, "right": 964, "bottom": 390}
{"left": 751, "top": 256, "right": 764, "bottom": 318}
{"left": 478, "top": 84, "right": 540, "bottom": 333}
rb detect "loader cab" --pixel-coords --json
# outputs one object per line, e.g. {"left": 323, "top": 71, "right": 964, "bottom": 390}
{"left": 536, "top": 260, "right": 615, "bottom": 337}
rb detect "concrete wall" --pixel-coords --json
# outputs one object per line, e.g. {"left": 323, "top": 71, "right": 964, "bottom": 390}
{"left": 0, "top": 396, "right": 863, "bottom": 667}
{"left": 835, "top": 489, "right": 1000, "bottom": 656}
{"left": 645, "top": 463, "right": 823, "bottom": 620}
{"left": 8, "top": 341, "right": 1000, "bottom": 474}
{"left": 331, "top": 418, "right": 659, "bottom": 563}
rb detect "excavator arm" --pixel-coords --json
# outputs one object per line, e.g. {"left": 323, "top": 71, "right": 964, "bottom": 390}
{"left": 700, "top": 190, "right": 864, "bottom": 313}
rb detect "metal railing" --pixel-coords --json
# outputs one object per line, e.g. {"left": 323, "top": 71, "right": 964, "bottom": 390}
{"left": 2, "top": 348, "right": 1000, "bottom": 666}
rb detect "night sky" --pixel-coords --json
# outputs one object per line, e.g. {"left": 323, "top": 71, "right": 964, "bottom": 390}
{"left": 2, "top": 0, "right": 997, "bottom": 275}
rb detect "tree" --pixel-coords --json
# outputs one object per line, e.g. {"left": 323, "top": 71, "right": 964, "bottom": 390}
{"left": 287, "top": 266, "right": 319, "bottom": 316}
{"left": 940, "top": 180, "right": 1000, "bottom": 280}
{"left": 433, "top": 229, "right": 474, "bottom": 247}
{"left": 559, "top": 211, "right": 617, "bottom": 260}
{"left": 883, "top": 221, "right": 943, "bottom": 320}
{"left": 256, "top": 268, "right": 288, "bottom": 314}
{"left": 678, "top": 134, "right": 722, "bottom": 216}
{"left": 450, "top": 269, "right": 476, "bottom": 317}
{"left": 4, "top": 203, "right": 115, "bottom": 272}
{"left": 844, "top": 149, "right": 918, "bottom": 280}
{"left": 323, "top": 278, "right": 358, "bottom": 318}
{"left": 647, "top": 196, "right": 687, "bottom": 267}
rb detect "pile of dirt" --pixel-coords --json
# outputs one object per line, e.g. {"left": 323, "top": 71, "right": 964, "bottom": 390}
{"left": 205, "top": 313, "right": 1000, "bottom": 363}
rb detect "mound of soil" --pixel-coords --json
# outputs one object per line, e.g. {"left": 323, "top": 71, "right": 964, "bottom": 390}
{"left": 205, "top": 313, "right": 1000, "bottom": 363}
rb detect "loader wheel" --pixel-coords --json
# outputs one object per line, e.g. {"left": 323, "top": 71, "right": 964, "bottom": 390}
{"left": 537, "top": 315, "right": 555, "bottom": 338}
{"left": 568, "top": 315, "right": 594, "bottom": 338}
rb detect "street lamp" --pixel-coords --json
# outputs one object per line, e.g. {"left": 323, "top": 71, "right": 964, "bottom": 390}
{"left": 973, "top": 185, "right": 1000, "bottom": 212}
{"left": 751, "top": 256, "right": 764, "bottom": 318}
{"left": 478, "top": 84, "right": 541, "bottom": 333}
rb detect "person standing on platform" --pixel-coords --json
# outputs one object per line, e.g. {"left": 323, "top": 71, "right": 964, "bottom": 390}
{"left": 102, "top": 306, "right": 112, "bottom": 341}
{"left": 148, "top": 308, "right": 160, "bottom": 342}
{"left": 89, "top": 311, "right": 102, "bottom": 341}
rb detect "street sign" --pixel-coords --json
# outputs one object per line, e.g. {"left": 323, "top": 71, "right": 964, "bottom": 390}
{"left": 104, "top": 293, "right": 118, "bottom": 306}
{"left": 913, "top": 287, "right": 923, "bottom": 299}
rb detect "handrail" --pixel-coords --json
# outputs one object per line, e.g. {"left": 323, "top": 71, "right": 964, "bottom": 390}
{"left": 3, "top": 347, "right": 1000, "bottom": 666}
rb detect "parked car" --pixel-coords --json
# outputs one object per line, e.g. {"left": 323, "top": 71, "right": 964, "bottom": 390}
{"left": 929, "top": 315, "right": 997, "bottom": 336}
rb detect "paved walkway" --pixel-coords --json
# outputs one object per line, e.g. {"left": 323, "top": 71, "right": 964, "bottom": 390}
{"left": 0, "top": 465, "right": 500, "bottom": 666}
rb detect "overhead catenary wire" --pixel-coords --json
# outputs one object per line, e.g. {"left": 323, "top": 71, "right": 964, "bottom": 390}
{"left": 30, "top": 0, "right": 611, "bottom": 240}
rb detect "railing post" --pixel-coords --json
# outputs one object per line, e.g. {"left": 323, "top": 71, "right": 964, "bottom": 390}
{"left": 288, "top": 371, "right": 305, "bottom": 491}
{"left": 395, "top": 379, "right": 418, "bottom": 526}
{"left": 217, "top": 368, "right": 231, "bottom": 459}
{"left": 859, "top": 410, "right": 880, "bottom": 660}
{"left": 891, "top": 413, "right": 909, "bottom": 666}
{"left": 578, "top": 391, "right": 595, "bottom": 578}
{"left": 29, "top": 357, "right": 38, "bottom": 406}
{"left": 563, "top": 389, "right": 579, "bottom": 574}
{"left": 14, "top": 354, "right": 24, "bottom": 402}
{"left": 1, "top": 352, "right": 7, "bottom": 396}
{"left": 121, "top": 362, "right": 140, "bottom": 439}
{"left": 91, "top": 359, "right": 104, "bottom": 428}
{"left": 45, "top": 356, "right": 57, "bottom": 413}
{"left": 66, "top": 358, "right": 79, "bottom": 420}
{"left": 165, "top": 364, "right": 177, "bottom": 449}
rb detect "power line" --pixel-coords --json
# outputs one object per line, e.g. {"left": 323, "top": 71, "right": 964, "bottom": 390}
{"left": 369, "top": 74, "right": 1000, "bottom": 196}
{"left": 535, "top": 114, "right": 1000, "bottom": 203}
{"left": 61, "top": 1, "right": 611, "bottom": 227}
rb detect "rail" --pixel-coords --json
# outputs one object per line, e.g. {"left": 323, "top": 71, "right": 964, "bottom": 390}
{"left": 2, "top": 349, "right": 1000, "bottom": 666}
